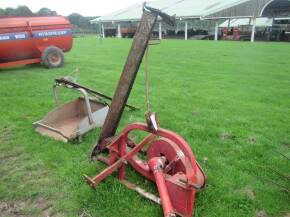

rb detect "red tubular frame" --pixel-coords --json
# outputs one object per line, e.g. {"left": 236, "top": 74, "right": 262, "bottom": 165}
{"left": 148, "top": 157, "right": 176, "bottom": 217}
{"left": 0, "top": 58, "right": 41, "bottom": 68}
{"left": 85, "top": 122, "right": 206, "bottom": 217}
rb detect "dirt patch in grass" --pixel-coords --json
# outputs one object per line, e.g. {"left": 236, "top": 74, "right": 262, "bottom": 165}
{"left": 282, "top": 142, "right": 290, "bottom": 149}
{"left": 256, "top": 210, "right": 268, "bottom": 217}
{"left": 79, "top": 209, "right": 94, "bottom": 217}
{"left": 237, "top": 186, "right": 255, "bottom": 200}
{"left": 0, "top": 126, "right": 14, "bottom": 144}
{"left": 0, "top": 125, "right": 63, "bottom": 217}
{"left": 220, "top": 132, "right": 236, "bottom": 141}
{"left": 0, "top": 152, "right": 22, "bottom": 161}
{"left": 0, "top": 198, "right": 61, "bottom": 217}
{"left": 248, "top": 136, "right": 257, "bottom": 144}
{"left": 192, "top": 111, "right": 198, "bottom": 117}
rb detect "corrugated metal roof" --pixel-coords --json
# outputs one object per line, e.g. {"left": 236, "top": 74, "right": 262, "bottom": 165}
{"left": 91, "top": 0, "right": 253, "bottom": 23}
{"left": 219, "top": 17, "right": 273, "bottom": 27}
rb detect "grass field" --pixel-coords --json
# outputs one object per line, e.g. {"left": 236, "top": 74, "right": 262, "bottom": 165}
{"left": 0, "top": 38, "right": 289, "bottom": 217}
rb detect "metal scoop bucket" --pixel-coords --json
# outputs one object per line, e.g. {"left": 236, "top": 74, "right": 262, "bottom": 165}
{"left": 34, "top": 85, "right": 109, "bottom": 142}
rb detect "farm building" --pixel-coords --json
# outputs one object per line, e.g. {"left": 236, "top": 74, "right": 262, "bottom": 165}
{"left": 91, "top": 0, "right": 290, "bottom": 42}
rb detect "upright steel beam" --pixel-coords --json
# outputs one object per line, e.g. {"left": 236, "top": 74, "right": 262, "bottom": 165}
{"left": 159, "top": 22, "right": 162, "bottom": 40}
{"left": 214, "top": 21, "right": 219, "bottom": 41}
{"left": 251, "top": 17, "right": 256, "bottom": 42}
{"left": 117, "top": 24, "right": 122, "bottom": 38}
{"left": 185, "top": 21, "right": 188, "bottom": 40}
{"left": 102, "top": 23, "right": 105, "bottom": 38}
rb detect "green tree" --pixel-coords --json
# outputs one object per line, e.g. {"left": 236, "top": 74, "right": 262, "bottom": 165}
{"left": 4, "top": 7, "right": 18, "bottom": 16}
{"left": 68, "top": 13, "right": 85, "bottom": 26}
{"left": 16, "top": 6, "right": 33, "bottom": 16}
{"left": 0, "top": 8, "right": 5, "bottom": 16}
{"left": 37, "top": 8, "right": 57, "bottom": 16}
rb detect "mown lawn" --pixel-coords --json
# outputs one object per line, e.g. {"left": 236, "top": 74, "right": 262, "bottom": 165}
{"left": 0, "top": 37, "right": 289, "bottom": 217}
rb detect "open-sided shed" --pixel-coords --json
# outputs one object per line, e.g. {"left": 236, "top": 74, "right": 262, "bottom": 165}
{"left": 91, "top": 0, "right": 290, "bottom": 42}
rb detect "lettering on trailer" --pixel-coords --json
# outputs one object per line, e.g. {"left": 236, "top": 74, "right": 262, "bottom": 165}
{"left": 0, "top": 32, "right": 29, "bottom": 41}
{"left": 0, "top": 29, "right": 71, "bottom": 41}
{"left": 33, "top": 29, "right": 72, "bottom": 38}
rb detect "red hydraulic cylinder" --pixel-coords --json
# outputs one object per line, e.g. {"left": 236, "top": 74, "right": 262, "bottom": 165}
{"left": 148, "top": 157, "right": 176, "bottom": 217}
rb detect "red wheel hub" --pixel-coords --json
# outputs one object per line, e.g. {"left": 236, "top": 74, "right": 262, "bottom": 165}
{"left": 48, "top": 53, "right": 60, "bottom": 64}
{"left": 147, "top": 138, "right": 187, "bottom": 175}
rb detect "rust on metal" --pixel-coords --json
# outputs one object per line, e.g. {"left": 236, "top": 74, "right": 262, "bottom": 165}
{"left": 93, "top": 11, "right": 158, "bottom": 155}
{"left": 91, "top": 5, "right": 176, "bottom": 156}
{"left": 34, "top": 80, "right": 109, "bottom": 142}
{"left": 55, "top": 77, "right": 139, "bottom": 111}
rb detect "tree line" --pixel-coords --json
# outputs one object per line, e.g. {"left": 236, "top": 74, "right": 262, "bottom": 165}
{"left": 0, "top": 6, "right": 57, "bottom": 16}
{"left": 0, "top": 6, "right": 99, "bottom": 34}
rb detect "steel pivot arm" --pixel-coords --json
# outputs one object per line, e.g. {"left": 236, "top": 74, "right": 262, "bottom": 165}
{"left": 91, "top": 5, "right": 175, "bottom": 158}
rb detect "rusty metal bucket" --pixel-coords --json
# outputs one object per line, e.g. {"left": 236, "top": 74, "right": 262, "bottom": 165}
{"left": 33, "top": 85, "right": 109, "bottom": 142}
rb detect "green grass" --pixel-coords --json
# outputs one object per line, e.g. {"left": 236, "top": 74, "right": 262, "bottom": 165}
{"left": 0, "top": 37, "right": 289, "bottom": 217}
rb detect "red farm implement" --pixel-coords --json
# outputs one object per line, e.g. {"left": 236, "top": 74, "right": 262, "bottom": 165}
{"left": 85, "top": 122, "right": 206, "bottom": 217}
{"left": 84, "top": 4, "right": 207, "bottom": 217}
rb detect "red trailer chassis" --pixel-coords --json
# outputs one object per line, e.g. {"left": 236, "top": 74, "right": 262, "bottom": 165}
{"left": 0, "top": 58, "right": 41, "bottom": 68}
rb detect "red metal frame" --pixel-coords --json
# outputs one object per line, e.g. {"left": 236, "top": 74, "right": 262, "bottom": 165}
{"left": 85, "top": 122, "right": 206, "bottom": 217}
{"left": 85, "top": 6, "right": 205, "bottom": 217}
{"left": 0, "top": 58, "right": 41, "bottom": 68}
{"left": 148, "top": 157, "right": 175, "bottom": 217}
